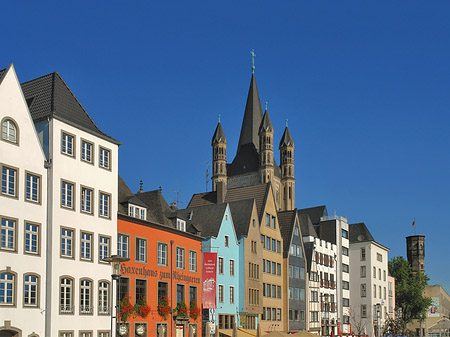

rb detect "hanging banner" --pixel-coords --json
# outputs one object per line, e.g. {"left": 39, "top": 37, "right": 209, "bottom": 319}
{"left": 202, "top": 252, "right": 217, "bottom": 309}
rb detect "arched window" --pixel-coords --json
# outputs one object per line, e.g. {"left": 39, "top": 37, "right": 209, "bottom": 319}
{"left": 0, "top": 271, "right": 15, "bottom": 305}
{"left": 98, "top": 280, "right": 110, "bottom": 315}
{"left": 60, "top": 276, "right": 74, "bottom": 314}
{"left": 80, "top": 278, "right": 93, "bottom": 314}
{"left": 24, "top": 273, "right": 39, "bottom": 307}
{"left": 1, "top": 118, "right": 18, "bottom": 144}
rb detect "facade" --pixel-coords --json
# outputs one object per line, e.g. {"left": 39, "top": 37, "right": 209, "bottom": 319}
{"left": 278, "top": 210, "right": 307, "bottom": 332}
{"left": 387, "top": 275, "right": 396, "bottom": 320}
{"left": 349, "top": 222, "right": 390, "bottom": 337}
{"left": 118, "top": 178, "right": 203, "bottom": 337}
{"left": 0, "top": 65, "right": 48, "bottom": 337}
{"left": 1, "top": 64, "right": 120, "bottom": 337}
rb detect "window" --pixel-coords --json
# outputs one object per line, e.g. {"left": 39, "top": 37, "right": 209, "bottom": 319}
{"left": 294, "top": 267, "right": 299, "bottom": 278}
{"left": 62, "top": 132, "right": 74, "bottom": 156}
{"left": 1, "top": 165, "right": 17, "bottom": 197}
{"left": 189, "top": 250, "right": 197, "bottom": 272}
{"left": 342, "top": 263, "right": 349, "bottom": 273}
{"left": 157, "top": 242, "right": 168, "bottom": 266}
{"left": 300, "top": 289, "right": 305, "bottom": 301}
{"left": 271, "top": 216, "right": 276, "bottom": 229}
{"left": 158, "top": 282, "right": 168, "bottom": 298}
{"left": 176, "top": 284, "right": 185, "bottom": 304}
{"left": 277, "top": 240, "right": 281, "bottom": 253}
{"left": 361, "top": 304, "right": 367, "bottom": 318}
{"left": 119, "top": 278, "right": 129, "bottom": 302}
{"left": 60, "top": 277, "right": 74, "bottom": 314}
{"left": 343, "top": 298, "right": 350, "bottom": 307}
{"left": 189, "top": 286, "right": 197, "bottom": 302}
{"left": 98, "top": 281, "right": 109, "bottom": 314}
{"left": 24, "top": 274, "right": 38, "bottom": 306}
{"left": 361, "top": 284, "right": 366, "bottom": 297}
{"left": 218, "top": 257, "right": 224, "bottom": 274}
{"left": 384, "top": 270, "right": 386, "bottom": 281}
{"left": 25, "top": 173, "right": 40, "bottom": 203}
{"left": 384, "top": 286, "right": 387, "bottom": 300}
{"left": 277, "top": 263, "right": 281, "bottom": 276}
{"left": 272, "top": 239, "right": 276, "bottom": 251}
{"left": 266, "top": 237, "right": 270, "bottom": 249}
{"left": 24, "top": 222, "right": 39, "bottom": 255}
{"left": 0, "top": 272, "right": 15, "bottom": 305}
{"left": 118, "top": 234, "right": 129, "bottom": 258}
{"left": 81, "top": 187, "right": 93, "bottom": 214}
{"left": 80, "top": 279, "right": 93, "bottom": 314}
{"left": 261, "top": 235, "right": 265, "bottom": 248}
{"left": 290, "top": 244, "right": 295, "bottom": 256}
{"left": 61, "top": 181, "right": 74, "bottom": 209}
{"left": 230, "top": 259, "right": 235, "bottom": 276}
{"left": 374, "top": 285, "right": 377, "bottom": 298}
{"left": 379, "top": 268, "right": 381, "bottom": 280}
{"left": 230, "top": 286, "right": 235, "bottom": 304}
{"left": 296, "top": 245, "right": 302, "bottom": 257}
{"left": 128, "top": 204, "right": 146, "bottom": 220}
{"left": 224, "top": 235, "right": 229, "bottom": 247}
{"left": 342, "top": 229, "right": 348, "bottom": 239}
{"left": 251, "top": 240, "right": 257, "bottom": 253}
{"left": 277, "top": 286, "right": 281, "bottom": 299}
{"left": 342, "top": 246, "right": 349, "bottom": 256}
{"left": 360, "top": 266, "right": 366, "bottom": 278}
{"left": 135, "top": 279, "right": 147, "bottom": 302}
{"left": 99, "top": 236, "right": 110, "bottom": 263}
{"left": 300, "top": 267, "right": 305, "bottom": 279}
{"left": 266, "top": 213, "right": 270, "bottom": 227}
{"left": 99, "top": 147, "right": 110, "bottom": 170}
{"left": 218, "top": 285, "right": 224, "bottom": 303}
{"left": 1, "top": 118, "right": 17, "bottom": 143}
{"left": 377, "top": 253, "right": 383, "bottom": 262}
{"left": 81, "top": 140, "right": 93, "bottom": 163}
{"left": 80, "top": 232, "right": 92, "bottom": 261}
{"left": 136, "top": 238, "right": 147, "bottom": 262}
{"left": 294, "top": 226, "right": 299, "bottom": 236}
{"left": 361, "top": 247, "right": 366, "bottom": 261}
{"left": 277, "top": 308, "right": 282, "bottom": 321}
{"left": 176, "top": 247, "right": 185, "bottom": 269}
{"left": 176, "top": 219, "right": 186, "bottom": 231}
{"left": 61, "top": 228, "right": 74, "bottom": 258}
{"left": 59, "top": 332, "right": 73, "bottom": 337}
{"left": 373, "top": 266, "right": 376, "bottom": 278}
{"left": 99, "top": 192, "right": 110, "bottom": 218}
{"left": 1, "top": 217, "right": 16, "bottom": 251}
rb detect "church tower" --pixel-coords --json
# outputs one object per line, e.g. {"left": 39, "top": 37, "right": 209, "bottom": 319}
{"left": 279, "top": 123, "right": 295, "bottom": 211}
{"left": 258, "top": 106, "right": 275, "bottom": 184}
{"left": 211, "top": 119, "right": 227, "bottom": 191}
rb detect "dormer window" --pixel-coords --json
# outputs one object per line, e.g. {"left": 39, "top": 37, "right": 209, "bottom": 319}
{"left": 128, "top": 204, "right": 146, "bottom": 220}
{"left": 177, "top": 219, "right": 186, "bottom": 232}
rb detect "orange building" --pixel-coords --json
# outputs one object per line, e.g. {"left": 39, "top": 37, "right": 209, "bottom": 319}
{"left": 116, "top": 180, "right": 203, "bottom": 337}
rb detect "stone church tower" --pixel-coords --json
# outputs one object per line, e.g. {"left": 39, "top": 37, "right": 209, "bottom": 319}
{"left": 211, "top": 68, "right": 296, "bottom": 211}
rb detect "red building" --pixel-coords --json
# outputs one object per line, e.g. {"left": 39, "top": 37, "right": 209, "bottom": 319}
{"left": 117, "top": 178, "right": 203, "bottom": 337}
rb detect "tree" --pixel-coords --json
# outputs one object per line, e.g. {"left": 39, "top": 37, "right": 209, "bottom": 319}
{"left": 348, "top": 305, "right": 369, "bottom": 336}
{"left": 388, "top": 256, "right": 431, "bottom": 335}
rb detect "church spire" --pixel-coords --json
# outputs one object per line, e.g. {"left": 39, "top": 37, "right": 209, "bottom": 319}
{"left": 237, "top": 72, "right": 263, "bottom": 153}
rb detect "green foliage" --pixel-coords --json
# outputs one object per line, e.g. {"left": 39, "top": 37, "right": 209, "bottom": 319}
{"left": 388, "top": 256, "right": 432, "bottom": 334}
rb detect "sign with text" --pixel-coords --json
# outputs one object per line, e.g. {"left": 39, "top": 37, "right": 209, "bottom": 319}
{"left": 202, "top": 252, "right": 217, "bottom": 309}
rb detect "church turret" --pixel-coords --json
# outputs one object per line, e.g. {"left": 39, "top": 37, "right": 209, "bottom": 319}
{"left": 258, "top": 105, "right": 274, "bottom": 183}
{"left": 211, "top": 117, "right": 227, "bottom": 191}
{"left": 279, "top": 122, "right": 295, "bottom": 211}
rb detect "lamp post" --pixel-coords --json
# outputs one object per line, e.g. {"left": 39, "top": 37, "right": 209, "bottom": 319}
{"left": 103, "top": 255, "right": 130, "bottom": 337}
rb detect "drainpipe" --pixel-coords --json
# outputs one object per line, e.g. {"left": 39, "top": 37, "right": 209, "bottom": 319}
{"left": 171, "top": 240, "right": 174, "bottom": 337}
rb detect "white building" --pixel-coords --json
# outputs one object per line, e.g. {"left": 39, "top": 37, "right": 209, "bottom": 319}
{"left": 0, "top": 64, "right": 120, "bottom": 337}
{"left": 0, "top": 64, "right": 48, "bottom": 337}
{"left": 349, "top": 222, "right": 390, "bottom": 337}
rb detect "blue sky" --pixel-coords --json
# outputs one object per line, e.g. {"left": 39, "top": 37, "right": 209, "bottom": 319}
{"left": 3, "top": 1, "right": 450, "bottom": 292}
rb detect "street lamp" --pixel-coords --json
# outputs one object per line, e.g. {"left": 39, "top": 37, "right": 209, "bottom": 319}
{"left": 103, "top": 255, "right": 130, "bottom": 337}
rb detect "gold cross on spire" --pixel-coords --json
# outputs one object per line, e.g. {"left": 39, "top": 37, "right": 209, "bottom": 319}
{"left": 250, "top": 49, "right": 256, "bottom": 72}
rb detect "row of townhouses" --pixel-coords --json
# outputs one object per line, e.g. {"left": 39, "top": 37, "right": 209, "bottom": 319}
{"left": 0, "top": 63, "right": 395, "bottom": 337}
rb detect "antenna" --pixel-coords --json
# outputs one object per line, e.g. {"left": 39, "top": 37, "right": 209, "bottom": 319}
{"left": 173, "top": 190, "right": 184, "bottom": 208}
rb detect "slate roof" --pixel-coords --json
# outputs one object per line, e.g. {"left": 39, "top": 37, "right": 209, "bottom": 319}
{"left": 298, "top": 205, "right": 328, "bottom": 225}
{"left": 137, "top": 190, "right": 174, "bottom": 227}
{"left": 20, "top": 72, "right": 120, "bottom": 144}
{"left": 211, "top": 122, "right": 227, "bottom": 145}
{"left": 279, "top": 126, "right": 294, "bottom": 147}
{"left": 303, "top": 242, "right": 315, "bottom": 272}
{"left": 349, "top": 222, "right": 375, "bottom": 243}
{"left": 227, "top": 143, "right": 260, "bottom": 177}
{"left": 278, "top": 210, "right": 297, "bottom": 257}
{"left": 188, "top": 183, "right": 270, "bottom": 221}
{"left": 176, "top": 203, "right": 228, "bottom": 238}
{"left": 298, "top": 213, "right": 318, "bottom": 238}
{"left": 228, "top": 199, "right": 256, "bottom": 238}
{"left": 0, "top": 68, "right": 6, "bottom": 81}
{"left": 259, "top": 109, "right": 274, "bottom": 134}
{"left": 237, "top": 72, "right": 263, "bottom": 153}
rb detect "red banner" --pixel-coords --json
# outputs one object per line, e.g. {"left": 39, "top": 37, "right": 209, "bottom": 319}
{"left": 202, "top": 252, "right": 217, "bottom": 309}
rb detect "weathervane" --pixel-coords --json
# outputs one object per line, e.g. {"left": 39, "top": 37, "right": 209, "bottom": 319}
{"left": 286, "top": 119, "right": 288, "bottom": 127}
{"left": 218, "top": 114, "right": 221, "bottom": 123}
{"left": 265, "top": 102, "right": 268, "bottom": 111}
{"left": 250, "top": 49, "right": 256, "bottom": 72}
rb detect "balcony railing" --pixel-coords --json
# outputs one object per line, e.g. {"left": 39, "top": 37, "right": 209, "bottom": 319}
{"left": 60, "top": 304, "right": 74, "bottom": 314}
{"left": 98, "top": 306, "right": 110, "bottom": 315}
{"left": 80, "top": 305, "right": 94, "bottom": 314}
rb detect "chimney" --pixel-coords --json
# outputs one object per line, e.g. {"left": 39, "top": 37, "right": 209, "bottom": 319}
{"left": 216, "top": 181, "right": 227, "bottom": 204}
{"left": 170, "top": 202, "right": 178, "bottom": 211}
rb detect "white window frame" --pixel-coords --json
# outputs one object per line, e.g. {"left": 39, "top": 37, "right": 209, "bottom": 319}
{"left": 98, "top": 281, "right": 109, "bottom": 315}
{"left": 189, "top": 250, "right": 197, "bottom": 272}
{"left": 99, "top": 192, "right": 110, "bottom": 218}
{"left": 61, "top": 181, "right": 74, "bottom": 209}
{"left": 80, "top": 279, "right": 93, "bottom": 314}
{"left": 118, "top": 234, "right": 129, "bottom": 258}
{"left": 1, "top": 165, "right": 17, "bottom": 197}
{"left": 230, "top": 286, "right": 235, "bottom": 304}
{"left": 99, "top": 147, "right": 110, "bottom": 170}
{"left": 1, "top": 217, "right": 16, "bottom": 252}
{"left": 80, "top": 232, "right": 92, "bottom": 261}
{"left": 60, "top": 277, "right": 74, "bottom": 314}
{"left": 24, "top": 222, "right": 39, "bottom": 255}
{"left": 61, "top": 132, "right": 74, "bottom": 157}
{"left": 1, "top": 118, "right": 18, "bottom": 144}
{"left": 24, "top": 274, "right": 38, "bottom": 307}
{"left": 176, "top": 247, "right": 185, "bottom": 269}
{"left": 218, "top": 257, "right": 224, "bottom": 274}
{"left": 176, "top": 219, "right": 186, "bottom": 231}
{"left": 61, "top": 228, "right": 74, "bottom": 258}
{"left": 218, "top": 285, "right": 224, "bottom": 303}
{"left": 81, "top": 187, "right": 93, "bottom": 214}
{"left": 157, "top": 242, "right": 168, "bottom": 266}
{"left": 0, "top": 271, "right": 15, "bottom": 305}
{"left": 136, "top": 238, "right": 147, "bottom": 263}
{"left": 25, "top": 172, "right": 40, "bottom": 203}
{"left": 99, "top": 236, "right": 110, "bottom": 263}
{"left": 81, "top": 140, "right": 93, "bottom": 163}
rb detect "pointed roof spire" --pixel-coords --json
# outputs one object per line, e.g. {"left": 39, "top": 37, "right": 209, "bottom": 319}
{"left": 279, "top": 124, "right": 294, "bottom": 148}
{"left": 237, "top": 72, "right": 263, "bottom": 152}
{"left": 259, "top": 106, "right": 274, "bottom": 134}
{"left": 250, "top": 49, "right": 256, "bottom": 73}
{"left": 211, "top": 117, "right": 227, "bottom": 145}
